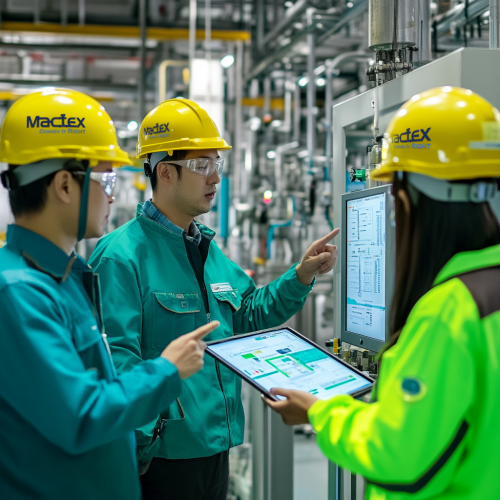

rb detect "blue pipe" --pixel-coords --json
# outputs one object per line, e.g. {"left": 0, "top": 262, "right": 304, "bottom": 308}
{"left": 220, "top": 176, "right": 230, "bottom": 240}
{"left": 267, "top": 196, "right": 296, "bottom": 259}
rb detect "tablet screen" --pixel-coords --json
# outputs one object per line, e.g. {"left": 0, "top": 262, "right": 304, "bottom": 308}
{"left": 207, "top": 328, "right": 372, "bottom": 400}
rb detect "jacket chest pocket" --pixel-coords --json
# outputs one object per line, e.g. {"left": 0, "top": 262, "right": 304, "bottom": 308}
{"left": 152, "top": 292, "right": 201, "bottom": 350}
{"left": 212, "top": 289, "right": 242, "bottom": 331}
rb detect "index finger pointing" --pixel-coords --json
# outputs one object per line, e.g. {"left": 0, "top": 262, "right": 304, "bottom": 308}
{"left": 187, "top": 321, "right": 220, "bottom": 341}
{"left": 312, "top": 228, "right": 340, "bottom": 248}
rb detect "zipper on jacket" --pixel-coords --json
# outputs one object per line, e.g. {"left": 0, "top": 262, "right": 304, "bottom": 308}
{"left": 184, "top": 237, "right": 232, "bottom": 448}
{"left": 215, "top": 359, "right": 232, "bottom": 449}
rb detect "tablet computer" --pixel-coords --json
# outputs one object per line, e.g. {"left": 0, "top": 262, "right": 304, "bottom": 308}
{"left": 206, "top": 327, "right": 374, "bottom": 401}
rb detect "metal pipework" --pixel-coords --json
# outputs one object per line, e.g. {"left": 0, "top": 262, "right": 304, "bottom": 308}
{"left": 78, "top": 0, "right": 86, "bottom": 26}
{"left": 275, "top": 141, "right": 299, "bottom": 194}
{"left": 369, "top": 0, "right": 416, "bottom": 50}
{"left": 188, "top": 0, "right": 197, "bottom": 81}
{"left": 306, "top": 8, "right": 316, "bottom": 173}
{"left": 416, "top": 0, "right": 432, "bottom": 63}
{"left": 234, "top": 40, "right": 244, "bottom": 198}
{"left": 277, "top": 81, "right": 294, "bottom": 133}
{"left": 367, "top": 0, "right": 418, "bottom": 85}
{"left": 491, "top": 0, "right": 500, "bottom": 48}
{"left": 158, "top": 60, "right": 188, "bottom": 104}
{"left": 325, "top": 52, "right": 373, "bottom": 166}
{"left": 138, "top": 0, "right": 147, "bottom": 121}
{"left": 293, "top": 83, "right": 301, "bottom": 142}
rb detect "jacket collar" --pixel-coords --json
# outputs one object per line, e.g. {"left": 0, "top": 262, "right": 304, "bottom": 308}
{"left": 137, "top": 201, "right": 215, "bottom": 243}
{"left": 6, "top": 224, "right": 77, "bottom": 282}
{"left": 434, "top": 244, "right": 500, "bottom": 286}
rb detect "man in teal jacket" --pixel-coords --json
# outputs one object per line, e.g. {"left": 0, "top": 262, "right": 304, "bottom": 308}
{"left": 0, "top": 89, "right": 217, "bottom": 500}
{"left": 89, "top": 98, "right": 339, "bottom": 499}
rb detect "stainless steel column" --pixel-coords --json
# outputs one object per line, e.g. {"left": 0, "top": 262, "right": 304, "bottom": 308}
{"left": 138, "top": 0, "right": 147, "bottom": 121}
{"left": 325, "top": 63, "right": 333, "bottom": 172}
{"left": 78, "top": 0, "right": 86, "bottom": 26}
{"left": 250, "top": 388, "right": 294, "bottom": 500}
{"left": 490, "top": 0, "right": 500, "bottom": 48}
{"left": 234, "top": 40, "right": 244, "bottom": 198}
{"left": 306, "top": 9, "right": 316, "bottom": 172}
{"left": 189, "top": 0, "right": 197, "bottom": 79}
{"left": 417, "top": 0, "right": 432, "bottom": 63}
{"left": 293, "top": 83, "right": 301, "bottom": 142}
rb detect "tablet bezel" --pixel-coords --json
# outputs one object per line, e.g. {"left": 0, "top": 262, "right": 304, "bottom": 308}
{"left": 206, "top": 326, "right": 374, "bottom": 402}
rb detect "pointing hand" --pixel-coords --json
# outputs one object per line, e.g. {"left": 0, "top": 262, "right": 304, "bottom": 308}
{"left": 295, "top": 228, "right": 339, "bottom": 286}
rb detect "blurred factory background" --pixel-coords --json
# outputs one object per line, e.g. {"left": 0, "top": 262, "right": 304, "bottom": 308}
{"left": 0, "top": 1, "right": 499, "bottom": 499}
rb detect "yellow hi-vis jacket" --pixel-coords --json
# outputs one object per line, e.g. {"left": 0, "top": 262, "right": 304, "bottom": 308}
{"left": 309, "top": 244, "right": 500, "bottom": 499}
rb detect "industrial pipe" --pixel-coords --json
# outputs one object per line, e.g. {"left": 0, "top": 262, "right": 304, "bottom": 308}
{"left": 306, "top": 9, "right": 316, "bottom": 174}
{"left": 205, "top": 0, "right": 212, "bottom": 104}
{"left": 267, "top": 196, "right": 296, "bottom": 259}
{"left": 78, "top": 0, "right": 86, "bottom": 26}
{"left": 417, "top": 0, "right": 432, "bottom": 63}
{"left": 275, "top": 141, "right": 299, "bottom": 194}
{"left": 157, "top": 60, "right": 188, "bottom": 104}
{"left": 188, "top": 0, "right": 197, "bottom": 80}
{"left": 491, "top": 0, "right": 500, "bottom": 48}
{"left": 278, "top": 81, "right": 293, "bottom": 133}
{"left": 61, "top": 0, "right": 68, "bottom": 26}
{"left": 138, "top": 0, "right": 147, "bottom": 121}
{"left": 233, "top": 40, "right": 244, "bottom": 200}
{"left": 293, "top": 83, "right": 301, "bottom": 142}
{"left": 324, "top": 52, "right": 372, "bottom": 169}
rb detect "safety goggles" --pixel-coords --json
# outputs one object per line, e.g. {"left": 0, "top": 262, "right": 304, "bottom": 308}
{"left": 168, "top": 157, "right": 224, "bottom": 177}
{"left": 73, "top": 171, "right": 117, "bottom": 196}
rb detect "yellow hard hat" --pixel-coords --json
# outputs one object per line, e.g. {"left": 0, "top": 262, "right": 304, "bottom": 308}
{"left": 136, "top": 98, "right": 231, "bottom": 158}
{"left": 371, "top": 86, "right": 500, "bottom": 182}
{"left": 0, "top": 88, "right": 131, "bottom": 167}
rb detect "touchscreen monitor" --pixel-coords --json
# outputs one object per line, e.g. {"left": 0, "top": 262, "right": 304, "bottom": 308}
{"left": 206, "top": 327, "right": 373, "bottom": 401}
{"left": 341, "top": 185, "right": 395, "bottom": 352}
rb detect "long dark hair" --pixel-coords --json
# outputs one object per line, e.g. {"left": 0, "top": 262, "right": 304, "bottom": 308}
{"left": 385, "top": 173, "right": 500, "bottom": 351}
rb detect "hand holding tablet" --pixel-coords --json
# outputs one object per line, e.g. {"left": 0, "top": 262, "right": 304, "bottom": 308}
{"left": 206, "top": 327, "right": 373, "bottom": 402}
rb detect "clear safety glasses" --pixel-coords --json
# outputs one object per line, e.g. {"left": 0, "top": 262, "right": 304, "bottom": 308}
{"left": 168, "top": 157, "right": 224, "bottom": 177}
{"left": 73, "top": 171, "right": 117, "bottom": 197}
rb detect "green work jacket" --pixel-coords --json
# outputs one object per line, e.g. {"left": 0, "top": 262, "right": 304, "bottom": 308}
{"left": 0, "top": 225, "right": 182, "bottom": 500}
{"left": 309, "top": 244, "right": 500, "bottom": 499}
{"left": 89, "top": 203, "right": 313, "bottom": 462}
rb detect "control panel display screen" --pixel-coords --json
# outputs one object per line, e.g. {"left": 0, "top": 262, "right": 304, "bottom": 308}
{"left": 345, "top": 192, "right": 386, "bottom": 341}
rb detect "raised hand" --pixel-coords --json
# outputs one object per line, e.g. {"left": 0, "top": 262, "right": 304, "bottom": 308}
{"left": 295, "top": 228, "right": 339, "bottom": 286}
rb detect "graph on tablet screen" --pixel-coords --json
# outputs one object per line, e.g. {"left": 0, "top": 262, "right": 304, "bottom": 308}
{"left": 209, "top": 329, "right": 371, "bottom": 400}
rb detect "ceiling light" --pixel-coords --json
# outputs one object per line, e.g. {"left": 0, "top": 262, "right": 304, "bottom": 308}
{"left": 314, "top": 64, "right": 325, "bottom": 75}
{"left": 249, "top": 117, "right": 261, "bottom": 131}
{"left": 316, "top": 78, "right": 326, "bottom": 87}
{"left": 220, "top": 54, "right": 234, "bottom": 69}
{"left": 127, "top": 120, "right": 138, "bottom": 131}
{"left": 298, "top": 76, "right": 308, "bottom": 87}
{"left": 267, "top": 150, "right": 276, "bottom": 159}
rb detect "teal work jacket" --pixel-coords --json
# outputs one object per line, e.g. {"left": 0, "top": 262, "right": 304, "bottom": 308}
{"left": 89, "top": 203, "right": 314, "bottom": 462}
{"left": 0, "top": 225, "right": 182, "bottom": 500}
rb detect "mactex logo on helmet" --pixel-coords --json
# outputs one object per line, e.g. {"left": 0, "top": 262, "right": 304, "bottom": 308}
{"left": 144, "top": 122, "right": 170, "bottom": 140}
{"left": 392, "top": 127, "right": 431, "bottom": 149}
{"left": 27, "top": 114, "right": 86, "bottom": 135}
